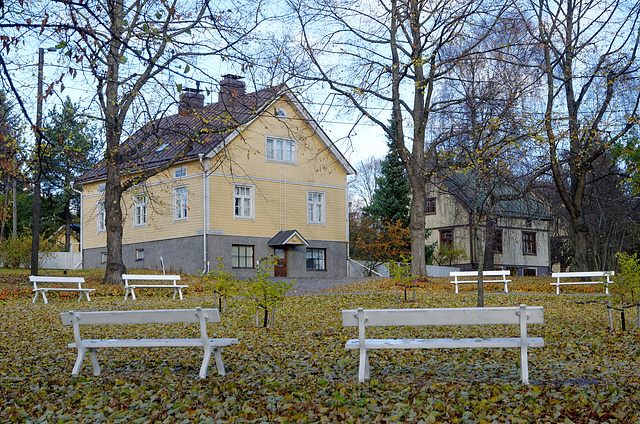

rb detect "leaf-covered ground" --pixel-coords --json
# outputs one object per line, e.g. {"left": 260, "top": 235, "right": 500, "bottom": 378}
{"left": 1, "top": 270, "right": 639, "bottom": 423}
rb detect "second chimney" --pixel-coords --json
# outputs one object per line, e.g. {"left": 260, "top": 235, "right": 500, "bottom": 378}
{"left": 219, "top": 74, "right": 246, "bottom": 104}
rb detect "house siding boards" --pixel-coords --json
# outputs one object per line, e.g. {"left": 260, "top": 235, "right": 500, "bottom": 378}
{"left": 79, "top": 83, "right": 353, "bottom": 277}
{"left": 425, "top": 183, "right": 550, "bottom": 275}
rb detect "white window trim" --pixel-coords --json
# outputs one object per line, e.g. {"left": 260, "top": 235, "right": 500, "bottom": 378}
{"left": 233, "top": 183, "right": 255, "bottom": 220}
{"left": 97, "top": 200, "right": 106, "bottom": 233}
{"left": 174, "top": 165, "right": 187, "bottom": 178}
{"left": 173, "top": 185, "right": 189, "bottom": 222}
{"left": 265, "top": 136, "right": 297, "bottom": 165}
{"left": 135, "top": 248, "right": 145, "bottom": 260}
{"left": 133, "top": 193, "right": 147, "bottom": 228}
{"left": 307, "top": 190, "right": 326, "bottom": 225}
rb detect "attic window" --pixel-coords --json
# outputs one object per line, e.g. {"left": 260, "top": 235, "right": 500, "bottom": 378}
{"left": 275, "top": 108, "right": 287, "bottom": 118}
{"left": 156, "top": 142, "right": 169, "bottom": 151}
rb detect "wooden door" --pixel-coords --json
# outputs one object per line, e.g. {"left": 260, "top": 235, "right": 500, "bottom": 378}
{"left": 274, "top": 248, "right": 287, "bottom": 277}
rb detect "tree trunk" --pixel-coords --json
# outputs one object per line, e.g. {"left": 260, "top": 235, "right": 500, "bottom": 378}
{"left": 12, "top": 176, "right": 16, "bottom": 240}
{"left": 483, "top": 217, "right": 495, "bottom": 271}
{"left": 408, "top": 179, "right": 427, "bottom": 278}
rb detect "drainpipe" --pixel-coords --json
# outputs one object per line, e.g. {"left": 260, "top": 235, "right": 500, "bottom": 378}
{"left": 199, "top": 154, "right": 209, "bottom": 274}
{"left": 346, "top": 174, "right": 358, "bottom": 276}
{"left": 70, "top": 181, "right": 83, "bottom": 269}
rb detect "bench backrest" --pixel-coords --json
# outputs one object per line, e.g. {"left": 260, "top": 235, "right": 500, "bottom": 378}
{"left": 30, "top": 276, "right": 85, "bottom": 284}
{"left": 60, "top": 308, "right": 219, "bottom": 326}
{"left": 122, "top": 274, "right": 181, "bottom": 282}
{"left": 342, "top": 306, "right": 543, "bottom": 328}
{"left": 552, "top": 271, "right": 614, "bottom": 278}
{"left": 450, "top": 270, "right": 510, "bottom": 278}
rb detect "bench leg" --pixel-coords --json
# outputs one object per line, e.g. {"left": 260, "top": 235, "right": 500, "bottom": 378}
{"left": 85, "top": 291, "right": 91, "bottom": 302}
{"left": 520, "top": 345, "right": 529, "bottom": 385}
{"left": 72, "top": 347, "right": 86, "bottom": 376}
{"left": 504, "top": 283, "right": 509, "bottom": 294}
{"left": 32, "top": 291, "right": 40, "bottom": 304}
{"left": 454, "top": 284, "right": 459, "bottom": 294}
{"left": 89, "top": 349, "right": 101, "bottom": 376}
{"left": 178, "top": 289, "right": 183, "bottom": 300}
{"left": 358, "top": 349, "right": 369, "bottom": 383}
{"left": 214, "top": 348, "right": 225, "bottom": 376}
{"left": 41, "top": 291, "right": 48, "bottom": 304}
{"left": 124, "top": 288, "right": 136, "bottom": 300}
{"left": 78, "top": 292, "right": 83, "bottom": 302}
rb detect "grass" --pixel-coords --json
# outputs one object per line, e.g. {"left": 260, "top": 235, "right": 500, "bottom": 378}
{"left": 0, "top": 271, "right": 639, "bottom": 423}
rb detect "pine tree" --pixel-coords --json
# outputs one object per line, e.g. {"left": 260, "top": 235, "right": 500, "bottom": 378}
{"left": 363, "top": 114, "right": 411, "bottom": 228}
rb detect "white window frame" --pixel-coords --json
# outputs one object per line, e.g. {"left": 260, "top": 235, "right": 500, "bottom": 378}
{"left": 307, "top": 191, "right": 326, "bottom": 225}
{"left": 100, "top": 252, "right": 107, "bottom": 264}
{"left": 97, "top": 183, "right": 106, "bottom": 194}
{"left": 133, "top": 193, "right": 147, "bottom": 228}
{"left": 135, "top": 248, "right": 145, "bottom": 260}
{"left": 174, "top": 165, "right": 187, "bottom": 178}
{"left": 173, "top": 186, "right": 188, "bottom": 222}
{"left": 97, "top": 201, "right": 106, "bottom": 233}
{"left": 233, "top": 184, "right": 254, "bottom": 220}
{"left": 265, "top": 136, "right": 296, "bottom": 164}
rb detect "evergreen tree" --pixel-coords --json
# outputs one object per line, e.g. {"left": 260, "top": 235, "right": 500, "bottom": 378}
{"left": 41, "top": 97, "right": 100, "bottom": 249}
{"left": 364, "top": 114, "right": 411, "bottom": 228}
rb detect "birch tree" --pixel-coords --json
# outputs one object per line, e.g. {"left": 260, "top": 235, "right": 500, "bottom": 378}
{"left": 523, "top": 0, "right": 640, "bottom": 270}
{"left": 285, "top": 0, "right": 511, "bottom": 277}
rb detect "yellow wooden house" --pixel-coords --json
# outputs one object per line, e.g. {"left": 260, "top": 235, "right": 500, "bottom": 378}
{"left": 77, "top": 75, "right": 356, "bottom": 277}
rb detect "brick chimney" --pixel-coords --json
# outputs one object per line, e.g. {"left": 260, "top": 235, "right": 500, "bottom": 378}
{"left": 178, "top": 87, "right": 204, "bottom": 115}
{"left": 218, "top": 74, "right": 245, "bottom": 104}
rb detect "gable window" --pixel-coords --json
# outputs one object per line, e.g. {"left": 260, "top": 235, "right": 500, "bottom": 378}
{"left": 133, "top": 194, "right": 147, "bottom": 227}
{"left": 523, "top": 231, "right": 537, "bottom": 255}
{"left": 493, "top": 229, "right": 503, "bottom": 254}
{"left": 440, "top": 229, "right": 453, "bottom": 248}
{"left": 307, "top": 191, "right": 325, "bottom": 225}
{"left": 97, "top": 201, "right": 106, "bottom": 233}
{"left": 232, "top": 245, "right": 254, "bottom": 268}
{"left": 306, "top": 248, "right": 326, "bottom": 270}
{"left": 174, "top": 186, "right": 188, "bottom": 221}
{"left": 234, "top": 184, "right": 254, "bottom": 220}
{"left": 174, "top": 166, "right": 187, "bottom": 178}
{"left": 426, "top": 198, "right": 436, "bottom": 215}
{"left": 266, "top": 137, "right": 296, "bottom": 164}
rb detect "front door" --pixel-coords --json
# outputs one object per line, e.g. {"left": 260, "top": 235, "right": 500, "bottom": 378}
{"left": 274, "top": 248, "right": 287, "bottom": 277}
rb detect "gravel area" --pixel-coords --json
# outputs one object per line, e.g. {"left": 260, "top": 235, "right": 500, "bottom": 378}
{"left": 272, "top": 277, "right": 374, "bottom": 295}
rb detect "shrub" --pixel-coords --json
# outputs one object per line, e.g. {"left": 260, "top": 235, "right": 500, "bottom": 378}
{"left": 613, "top": 252, "right": 640, "bottom": 304}
{"left": 246, "top": 256, "right": 294, "bottom": 328}
{"left": 201, "top": 258, "right": 237, "bottom": 313}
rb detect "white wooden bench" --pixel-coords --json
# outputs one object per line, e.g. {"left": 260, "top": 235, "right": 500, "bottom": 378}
{"left": 31, "top": 276, "right": 95, "bottom": 304}
{"left": 342, "top": 304, "right": 544, "bottom": 384}
{"left": 551, "top": 271, "right": 615, "bottom": 295}
{"left": 122, "top": 274, "right": 188, "bottom": 300}
{"left": 450, "top": 270, "right": 512, "bottom": 294}
{"left": 59, "top": 307, "right": 238, "bottom": 379}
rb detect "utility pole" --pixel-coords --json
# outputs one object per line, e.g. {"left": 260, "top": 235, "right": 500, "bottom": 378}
{"left": 30, "top": 47, "right": 55, "bottom": 275}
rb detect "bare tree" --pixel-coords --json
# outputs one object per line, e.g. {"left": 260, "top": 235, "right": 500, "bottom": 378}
{"left": 1, "top": 0, "right": 266, "bottom": 283}
{"left": 284, "top": 0, "right": 512, "bottom": 277}
{"left": 351, "top": 156, "right": 381, "bottom": 209}
{"left": 522, "top": 0, "right": 640, "bottom": 270}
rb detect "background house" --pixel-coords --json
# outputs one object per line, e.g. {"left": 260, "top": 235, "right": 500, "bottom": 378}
{"left": 77, "top": 75, "right": 356, "bottom": 278}
{"left": 425, "top": 174, "right": 551, "bottom": 276}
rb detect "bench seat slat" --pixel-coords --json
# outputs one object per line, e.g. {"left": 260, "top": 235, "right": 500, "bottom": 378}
{"left": 127, "top": 284, "right": 188, "bottom": 288}
{"left": 35, "top": 288, "right": 94, "bottom": 292}
{"left": 70, "top": 338, "right": 238, "bottom": 348}
{"left": 346, "top": 337, "right": 545, "bottom": 350}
